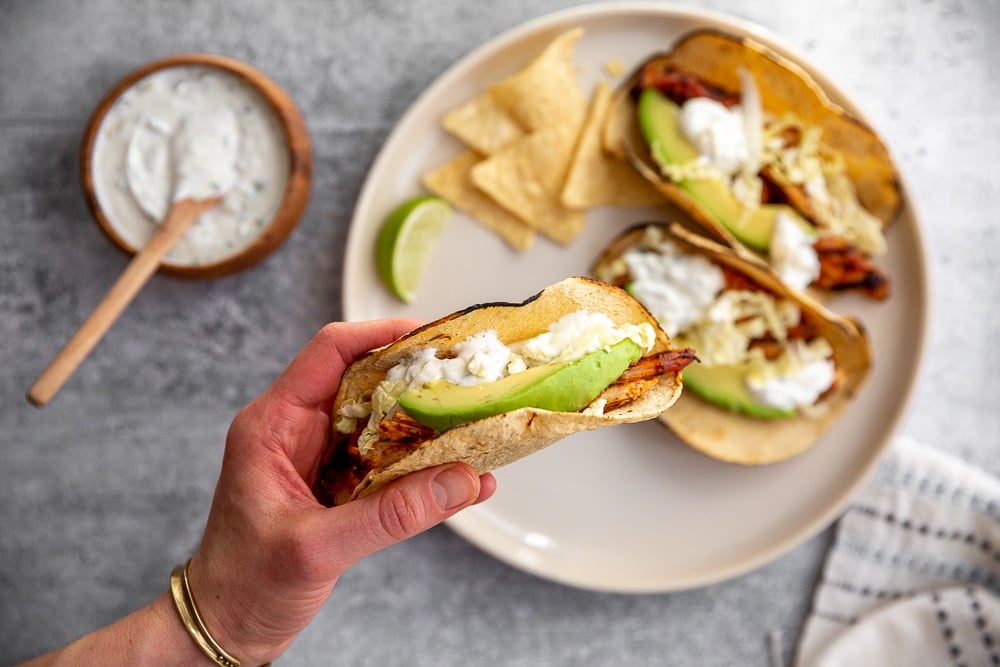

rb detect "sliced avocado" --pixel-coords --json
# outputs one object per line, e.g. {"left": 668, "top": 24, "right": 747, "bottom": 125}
{"left": 397, "top": 339, "right": 643, "bottom": 432}
{"left": 683, "top": 362, "right": 795, "bottom": 419}
{"left": 637, "top": 86, "right": 700, "bottom": 166}
{"left": 636, "top": 87, "right": 810, "bottom": 253}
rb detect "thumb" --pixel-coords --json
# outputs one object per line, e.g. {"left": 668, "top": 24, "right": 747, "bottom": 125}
{"left": 314, "top": 464, "right": 481, "bottom": 570}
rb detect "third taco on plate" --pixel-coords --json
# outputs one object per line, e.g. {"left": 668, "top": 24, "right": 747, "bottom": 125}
{"left": 603, "top": 29, "right": 901, "bottom": 301}
{"left": 592, "top": 222, "right": 871, "bottom": 464}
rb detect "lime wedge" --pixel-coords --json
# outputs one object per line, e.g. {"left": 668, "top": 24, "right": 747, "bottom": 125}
{"left": 376, "top": 195, "right": 452, "bottom": 303}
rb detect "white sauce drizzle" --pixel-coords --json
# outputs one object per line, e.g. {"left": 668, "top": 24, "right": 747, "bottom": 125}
{"left": 679, "top": 97, "right": 750, "bottom": 177}
{"left": 92, "top": 65, "right": 290, "bottom": 266}
{"left": 770, "top": 212, "right": 821, "bottom": 292}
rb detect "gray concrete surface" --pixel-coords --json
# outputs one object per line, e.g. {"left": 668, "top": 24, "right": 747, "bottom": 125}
{"left": 2, "top": 0, "right": 998, "bottom": 665}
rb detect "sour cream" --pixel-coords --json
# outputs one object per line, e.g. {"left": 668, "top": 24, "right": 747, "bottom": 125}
{"left": 679, "top": 97, "right": 750, "bottom": 176}
{"left": 386, "top": 311, "right": 654, "bottom": 392}
{"left": 746, "top": 340, "right": 835, "bottom": 411}
{"left": 622, "top": 235, "right": 725, "bottom": 337}
{"left": 510, "top": 311, "right": 654, "bottom": 365}
{"left": 91, "top": 65, "right": 290, "bottom": 266}
{"left": 386, "top": 331, "right": 521, "bottom": 388}
{"left": 770, "top": 211, "right": 821, "bottom": 292}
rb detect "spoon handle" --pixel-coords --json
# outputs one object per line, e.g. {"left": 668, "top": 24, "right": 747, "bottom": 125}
{"left": 27, "top": 197, "right": 219, "bottom": 406}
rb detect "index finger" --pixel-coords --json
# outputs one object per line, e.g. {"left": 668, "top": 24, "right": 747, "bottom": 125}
{"left": 271, "top": 319, "right": 422, "bottom": 409}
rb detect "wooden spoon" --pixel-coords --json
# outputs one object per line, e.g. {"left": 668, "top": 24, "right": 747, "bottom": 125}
{"left": 27, "top": 196, "right": 220, "bottom": 407}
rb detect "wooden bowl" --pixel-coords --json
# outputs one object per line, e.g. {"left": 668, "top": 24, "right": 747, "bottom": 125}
{"left": 80, "top": 53, "right": 312, "bottom": 279}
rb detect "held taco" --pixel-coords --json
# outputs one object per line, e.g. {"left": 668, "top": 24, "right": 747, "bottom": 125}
{"left": 592, "top": 223, "right": 871, "bottom": 464}
{"left": 603, "top": 29, "right": 901, "bottom": 301}
{"left": 312, "top": 276, "right": 696, "bottom": 506}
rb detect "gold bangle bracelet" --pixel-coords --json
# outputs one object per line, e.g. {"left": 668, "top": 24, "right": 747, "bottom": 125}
{"left": 170, "top": 559, "right": 243, "bottom": 667}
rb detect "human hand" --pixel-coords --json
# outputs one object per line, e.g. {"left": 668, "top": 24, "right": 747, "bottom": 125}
{"left": 184, "top": 320, "right": 497, "bottom": 664}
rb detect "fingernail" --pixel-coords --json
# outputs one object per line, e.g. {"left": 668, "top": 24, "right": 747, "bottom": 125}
{"left": 432, "top": 466, "right": 477, "bottom": 510}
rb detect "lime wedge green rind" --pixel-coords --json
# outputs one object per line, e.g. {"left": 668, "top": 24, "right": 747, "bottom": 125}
{"left": 376, "top": 195, "right": 452, "bottom": 303}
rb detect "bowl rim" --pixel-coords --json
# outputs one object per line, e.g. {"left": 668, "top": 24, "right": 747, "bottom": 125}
{"left": 80, "top": 52, "right": 313, "bottom": 279}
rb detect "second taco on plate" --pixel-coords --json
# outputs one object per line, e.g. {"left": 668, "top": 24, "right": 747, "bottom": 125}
{"left": 592, "top": 222, "right": 871, "bottom": 464}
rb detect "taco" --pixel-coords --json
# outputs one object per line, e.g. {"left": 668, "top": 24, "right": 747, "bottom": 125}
{"left": 592, "top": 223, "right": 871, "bottom": 464}
{"left": 312, "top": 276, "right": 696, "bottom": 506}
{"left": 603, "top": 29, "right": 901, "bottom": 300}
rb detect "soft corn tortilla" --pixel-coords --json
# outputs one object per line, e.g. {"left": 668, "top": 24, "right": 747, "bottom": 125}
{"left": 316, "top": 276, "right": 685, "bottom": 504}
{"left": 592, "top": 223, "right": 871, "bottom": 465}
{"left": 603, "top": 29, "right": 901, "bottom": 241}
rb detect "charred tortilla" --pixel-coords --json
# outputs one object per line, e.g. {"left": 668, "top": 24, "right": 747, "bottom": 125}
{"left": 313, "top": 277, "right": 695, "bottom": 505}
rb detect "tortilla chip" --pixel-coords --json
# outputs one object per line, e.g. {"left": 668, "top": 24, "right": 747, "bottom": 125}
{"left": 423, "top": 151, "right": 535, "bottom": 251}
{"left": 487, "top": 27, "right": 587, "bottom": 131}
{"left": 430, "top": 27, "right": 591, "bottom": 248}
{"left": 442, "top": 94, "right": 525, "bottom": 156}
{"left": 470, "top": 119, "right": 586, "bottom": 245}
{"left": 562, "top": 82, "right": 665, "bottom": 209}
{"left": 315, "top": 276, "right": 686, "bottom": 504}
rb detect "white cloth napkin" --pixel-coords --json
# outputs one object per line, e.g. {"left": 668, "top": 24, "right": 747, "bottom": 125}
{"left": 796, "top": 435, "right": 1000, "bottom": 667}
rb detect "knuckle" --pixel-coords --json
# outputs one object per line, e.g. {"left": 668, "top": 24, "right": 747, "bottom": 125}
{"left": 374, "top": 486, "right": 428, "bottom": 542}
{"left": 228, "top": 403, "right": 256, "bottom": 433}
{"left": 224, "top": 403, "right": 258, "bottom": 450}
{"left": 226, "top": 399, "right": 285, "bottom": 456}
{"left": 315, "top": 322, "right": 343, "bottom": 346}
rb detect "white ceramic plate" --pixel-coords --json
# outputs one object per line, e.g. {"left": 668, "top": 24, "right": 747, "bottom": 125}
{"left": 342, "top": 3, "right": 928, "bottom": 592}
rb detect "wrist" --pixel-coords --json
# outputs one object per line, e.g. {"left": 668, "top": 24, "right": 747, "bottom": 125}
{"left": 182, "top": 554, "right": 284, "bottom": 666}
{"left": 171, "top": 560, "right": 250, "bottom": 666}
{"left": 152, "top": 590, "right": 222, "bottom": 666}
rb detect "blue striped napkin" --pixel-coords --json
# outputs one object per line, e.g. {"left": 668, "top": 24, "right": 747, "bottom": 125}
{"left": 796, "top": 436, "right": 1000, "bottom": 666}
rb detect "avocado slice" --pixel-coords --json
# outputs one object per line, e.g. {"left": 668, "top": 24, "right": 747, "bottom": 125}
{"left": 397, "top": 339, "right": 643, "bottom": 432}
{"left": 636, "top": 87, "right": 809, "bottom": 253}
{"left": 682, "top": 362, "right": 795, "bottom": 420}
